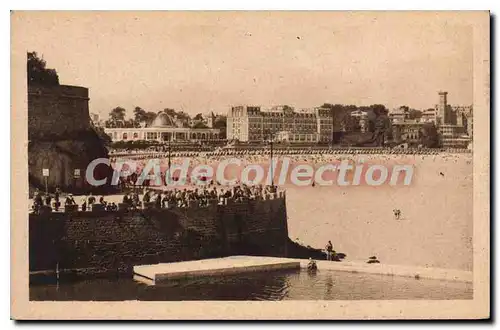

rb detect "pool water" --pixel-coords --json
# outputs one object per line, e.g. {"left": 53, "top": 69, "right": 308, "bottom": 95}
{"left": 30, "top": 269, "right": 472, "bottom": 301}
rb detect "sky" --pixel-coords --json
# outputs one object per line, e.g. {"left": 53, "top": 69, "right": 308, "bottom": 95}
{"left": 14, "top": 12, "right": 474, "bottom": 119}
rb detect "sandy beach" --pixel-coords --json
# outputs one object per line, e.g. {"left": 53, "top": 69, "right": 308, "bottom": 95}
{"left": 284, "top": 153, "right": 472, "bottom": 271}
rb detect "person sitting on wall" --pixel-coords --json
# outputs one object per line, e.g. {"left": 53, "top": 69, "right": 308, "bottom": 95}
{"left": 54, "top": 188, "right": 61, "bottom": 211}
{"left": 33, "top": 189, "right": 43, "bottom": 210}
{"left": 81, "top": 199, "right": 87, "bottom": 212}
{"left": 65, "top": 194, "right": 76, "bottom": 206}
{"left": 87, "top": 192, "right": 96, "bottom": 206}
{"left": 32, "top": 190, "right": 42, "bottom": 214}
{"left": 142, "top": 189, "right": 151, "bottom": 204}
{"left": 131, "top": 192, "right": 140, "bottom": 209}
{"left": 210, "top": 187, "right": 218, "bottom": 199}
{"left": 44, "top": 193, "right": 52, "bottom": 208}
{"left": 99, "top": 196, "right": 107, "bottom": 206}
{"left": 155, "top": 192, "right": 162, "bottom": 208}
{"left": 161, "top": 192, "right": 169, "bottom": 209}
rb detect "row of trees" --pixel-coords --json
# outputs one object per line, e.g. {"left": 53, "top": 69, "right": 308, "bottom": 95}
{"left": 318, "top": 103, "right": 390, "bottom": 134}
{"left": 105, "top": 106, "right": 192, "bottom": 128}
{"left": 398, "top": 105, "right": 424, "bottom": 120}
{"left": 317, "top": 103, "right": 438, "bottom": 147}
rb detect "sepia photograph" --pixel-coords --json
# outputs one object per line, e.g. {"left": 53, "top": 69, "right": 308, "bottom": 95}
{"left": 10, "top": 10, "right": 490, "bottom": 319}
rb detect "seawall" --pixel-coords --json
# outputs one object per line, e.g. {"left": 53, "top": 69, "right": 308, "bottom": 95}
{"left": 29, "top": 196, "right": 289, "bottom": 275}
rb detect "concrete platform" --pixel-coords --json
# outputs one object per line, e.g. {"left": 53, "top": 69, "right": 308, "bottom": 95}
{"left": 133, "top": 256, "right": 301, "bottom": 285}
{"left": 133, "top": 255, "right": 472, "bottom": 285}
{"left": 293, "top": 259, "right": 473, "bottom": 283}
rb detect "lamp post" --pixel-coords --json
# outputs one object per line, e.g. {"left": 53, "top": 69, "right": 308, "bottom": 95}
{"left": 42, "top": 168, "right": 49, "bottom": 194}
{"left": 167, "top": 138, "right": 172, "bottom": 184}
{"left": 74, "top": 169, "right": 81, "bottom": 193}
{"left": 266, "top": 130, "right": 274, "bottom": 187}
{"left": 168, "top": 139, "right": 172, "bottom": 170}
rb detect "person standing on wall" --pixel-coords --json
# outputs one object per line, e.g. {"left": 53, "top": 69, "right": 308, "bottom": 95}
{"left": 54, "top": 187, "right": 61, "bottom": 211}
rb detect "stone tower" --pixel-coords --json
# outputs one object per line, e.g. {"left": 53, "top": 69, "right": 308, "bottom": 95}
{"left": 28, "top": 85, "right": 114, "bottom": 195}
{"left": 438, "top": 91, "right": 448, "bottom": 125}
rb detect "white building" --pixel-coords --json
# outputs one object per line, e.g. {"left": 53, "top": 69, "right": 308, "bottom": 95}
{"left": 104, "top": 112, "right": 220, "bottom": 142}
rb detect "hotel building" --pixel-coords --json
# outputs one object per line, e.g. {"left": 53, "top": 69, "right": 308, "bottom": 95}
{"left": 227, "top": 105, "right": 334, "bottom": 143}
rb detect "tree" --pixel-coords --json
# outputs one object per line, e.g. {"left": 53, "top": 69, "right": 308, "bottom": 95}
{"left": 163, "top": 108, "right": 177, "bottom": 117}
{"left": 370, "top": 104, "right": 388, "bottom": 116}
{"left": 408, "top": 109, "right": 422, "bottom": 120}
{"left": 193, "top": 121, "right": 208, "bottom": 129}
{"left": 109, "top": 107, "right": 126, "bottom": 122}
{"left": 214, "top": 115, "right": 227, "bottom": 139}
{"left": 176, "top": 110, "right": 191, "bottom": 123}
{"left": 133, "top": 107, "right": 156, "bottom": 127}
{"left": 163, "top": 108, "right": 191, "bottom": 127}
{"left": 133, "top": 107, "right": 147, "bottom": 122}
{"left": 213, "top": 115, "right": 227, "bottom": 129}
{"left": 420, "top": 122, "right": 439, "bottom": 148}
{"left": 193, "top": 113, "right": 204, "bottom": 121}
{"left": 144, "top": 112, "right": 157, "bottom": 126}
{"left": 125, "top": 118, "right": 135, "bottom": 128}
{"left": 27, "top": 51, "right": 59, "bottom": 86}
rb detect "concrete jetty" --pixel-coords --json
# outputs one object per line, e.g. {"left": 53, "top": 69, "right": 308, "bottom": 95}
{"left": 133, "top": 256, "right": 301, "bottom": 285}
{"left": 133, "top": 255, "right": 472, "bottom": 285}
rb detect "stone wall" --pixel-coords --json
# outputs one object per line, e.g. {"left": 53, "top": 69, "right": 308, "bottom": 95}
{"left": 28, "top": 85, "right": 90, "bottom": 139}
{"left": 29, "top": 197, "right": 289, "bottom": 274}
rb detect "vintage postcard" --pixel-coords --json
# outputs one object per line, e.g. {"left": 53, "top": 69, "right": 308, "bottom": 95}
{"left": 11, "top": 11, "right": 490, "bottom": 320}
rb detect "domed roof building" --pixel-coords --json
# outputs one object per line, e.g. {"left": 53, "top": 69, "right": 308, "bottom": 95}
{"left": 148, "top": 112, "right": 177, "bottom": 128}
{"left": 105, "top": 111, "right": 220, "bottom": 143}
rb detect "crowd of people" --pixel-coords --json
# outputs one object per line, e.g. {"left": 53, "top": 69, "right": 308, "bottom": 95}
{"left": 31, "top": 184, "right": 280, "bottom": 214}
{"left": 111, "top": 145, "right": 471, "bottom": 160}
{"left": 110, "top": 147, "right": 471, "bottom": 187}
{"left": 122, "top": 184, "right": 278, "bottom": 209}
